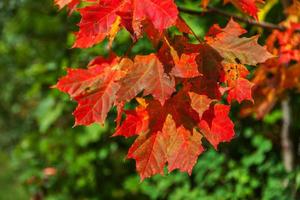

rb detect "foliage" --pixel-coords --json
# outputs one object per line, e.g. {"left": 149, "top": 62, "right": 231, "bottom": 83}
{"left": 1, "top": 0, "right": 300, "bottom": 199}
{"left": 54, "top": 0, "right": 272, "bottom": 180}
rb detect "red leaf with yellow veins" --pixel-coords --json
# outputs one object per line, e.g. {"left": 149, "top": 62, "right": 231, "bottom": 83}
{"left": 189, "top": 92, "right": 213, "bottom": 118}
{"left": 55, "top": 58, "right": 122, "bottom": 126}
{"left": 127, "top": 130, "right": 167, "bottom": 180}
{"left": 162, "top": 115, "right": 204, "bottom": 174}
{"left": 117, "top": 54, "right": 175, "bottom": 105}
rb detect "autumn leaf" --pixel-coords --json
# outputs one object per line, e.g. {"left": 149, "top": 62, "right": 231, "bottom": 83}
{"left": 206, "top": 19, "right": 273, "bottom": 65}
{"left": 127, "top": 113, "right": 204, "bottom": 180}
{"left": 73, "top": 0, "right": 124, "bottom": 48}
{"left": 71, "top": 0, "right": 178, "bottom": 48}
{"left": 199, "top": 104, "right": 235, "bottom": 149}
{"left": 113, "top": 108, "right": 149, "bottom": 138}
{"left": 132, "top": 0, "right": 178, "bottom": 31}
{"left": 127, "top": 130, "right": 167, "bottom": 180}
{"left": 55, "top": 57, "right": 122, "bottom": 126}
{"left": 227, "top": 78, "right": 254, "bottom": 103}
{"left": 117, "top": 54, "right": 175, "bottom": 105}
{"left": 162, "top": 115, "right": 204, "bottom": 175}
{"left": 164, "top": 39, "right": 202, "bottom": 78}
{"left": 223, "top": 63, "right": 254, "bottom": 103}
{"left": 170, "top": 53, "right": 202, "bottom": 78}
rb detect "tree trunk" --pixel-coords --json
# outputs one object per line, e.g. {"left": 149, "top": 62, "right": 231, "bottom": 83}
{"left": 281, "top": 98, "right": 293, "bottom": 172}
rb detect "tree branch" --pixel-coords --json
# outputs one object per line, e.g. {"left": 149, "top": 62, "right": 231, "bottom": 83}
{"left": 178, "top": 6, "right": 286, "bottom": 31}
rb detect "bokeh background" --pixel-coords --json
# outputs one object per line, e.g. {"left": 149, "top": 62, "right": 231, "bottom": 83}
{"left": 1, "top": 0, "right": 300, "bottom": 199}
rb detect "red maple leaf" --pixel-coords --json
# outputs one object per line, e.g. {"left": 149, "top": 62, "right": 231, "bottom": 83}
{"left": 117, "top": 54, "right": 175, "bottom": 105}
{"left": 72, "top": 0, "right": 178, "bottom": 48}
{"left": 199, "top": 104, "right": 235, "bottom": 149}
{"left": 55, "top": 57, "right": 122, "bottom": 125}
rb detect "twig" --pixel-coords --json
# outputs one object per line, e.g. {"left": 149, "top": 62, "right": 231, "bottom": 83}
{"left": 178, "top": 6, "right": 286, "bottom": 31}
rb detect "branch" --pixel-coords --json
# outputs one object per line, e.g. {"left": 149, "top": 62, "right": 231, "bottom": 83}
{"left": 178, "top": 6, "right": 286, "bottom": 31}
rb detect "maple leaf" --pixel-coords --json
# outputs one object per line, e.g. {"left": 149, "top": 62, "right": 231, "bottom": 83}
{"left": 223, "top": 63, "right": 254, "bottom": 103}
{"left": 190, "top": 77, "right": 222, "bottom": 100}
{"left": 162, "top": 115, "right": 204, "bottom": 175}
{"left": 199, "top": 104, "right": 235, "bottom": 149}
{"left": 127, "top": 94, "right": 231, "bottom": 179}
{"left": 146, "top": 87, "right": 201, "bottom": 132}
{"left": 206, "top": 19, "right": 273, "bottom": 65}
{"left": 227, "top": 78, "right": 254, "bottom": 103}
{"left": 285, "top": 0, "right": 300, "bottom": 17}
{"left": 132, "top": 0, "right": 178, "bottom": 32}
{"left": 73, "top": 0, "right": 124, "bottom": 48}
{"left": 72, "top": 0, "right": 178, "bottom": 48}
{"left": 117, "top": 54, "right": 175, "bottom": 105}
{"left": 55, "top": 57, "right": 122, "bottom": 126}
{"left": 163, "top": 37, "right": 202, "bottom": 78}
{"left": 127, "top": 113, "right": 204, "bottom": 180}
{"left": 170, "top": 53, "right": 202, "bottom": 78}
{"left": 127, "top": 130, "right": 167, "bottom": 180}
{"left": 113, "top": 108, "right": 149, "bottom": 138}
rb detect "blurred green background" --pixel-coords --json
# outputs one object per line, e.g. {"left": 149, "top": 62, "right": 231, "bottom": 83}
{"left": 1, "top": 0, "right": 300, "bottom": 199}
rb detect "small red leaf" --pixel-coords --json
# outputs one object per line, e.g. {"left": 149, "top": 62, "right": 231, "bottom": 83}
{"left": 171, "top": 53, "right": 202, "bottom": 78}
{"left": 227, "top": 78, "right": 254, "bottom": 103}
{"left": 199, "top": 104, "right": 235, "bottom": 149}
{"left": 113, "top": 108, "right": 149, "bottom": 138}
